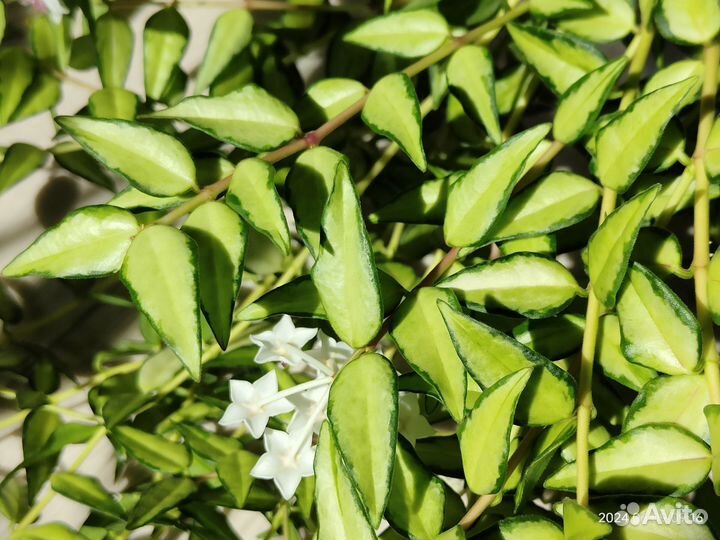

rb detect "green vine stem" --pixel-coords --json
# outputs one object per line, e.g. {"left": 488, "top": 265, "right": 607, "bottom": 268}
{"left": 574, "top": 25, "right": 655, "bottom": 508}
{"left": 156, "top": 1, "right": 531, "bottom": 226}
{"left": 693, "top": 41, "right": 720, "bottom": 404}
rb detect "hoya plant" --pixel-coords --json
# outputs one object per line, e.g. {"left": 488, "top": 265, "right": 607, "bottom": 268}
{"left": 2, "top": 0, "right": 720, "bottom": 537}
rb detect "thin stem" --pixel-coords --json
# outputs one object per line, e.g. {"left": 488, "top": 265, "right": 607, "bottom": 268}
{"left": 288, "top": 390, "right": 328, "bottom": 457}
{"left": 619, "top": 27, "right": 654, "bottom": 109}
{"left": 385, "top": 223, "right": 405, "bottom": 259}
{"left": 257, "top": 377, "right": 332, "bottom": 407}
{"left": 574, "top": 290, "right": 602, "bottom": 507}
{"left": 403, "top": 3, "right": 531, "bottom": 78}
{"left": 13, "top": 428, "right": 107, "bottom": 533}
{"left": 419, "top": 247, "right": 460, "bottom": 288}
{"left": 574, "top": 23, "right": 654, "bottom": 506}
{"left": 154, "top": 2, "right": 530, "bottom": 226}
{"left": 502, "top": 74, "right": 538, "bottom": 141}
{"left": 693, "top": 42, "right": 720, "bottom": 404}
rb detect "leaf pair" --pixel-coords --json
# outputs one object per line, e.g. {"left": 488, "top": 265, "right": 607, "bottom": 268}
{"left": 316, "top": 353, "right": 397, "bottom": 538}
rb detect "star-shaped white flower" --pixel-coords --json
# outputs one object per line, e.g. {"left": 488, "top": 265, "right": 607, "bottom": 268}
{"left": 309, "top": 330, "right": 354, "bottom": 368}
{"left": 218, "top": 371, "right": 294, "bottom": 439}
{"left": 22, "top": 0, "right": 69, "bottom": 23}
{"left": 251, "top": 315, "right": 318, "bottom": 367}
{"left": 251, "top": 428, "right": 315, "bottom": 500}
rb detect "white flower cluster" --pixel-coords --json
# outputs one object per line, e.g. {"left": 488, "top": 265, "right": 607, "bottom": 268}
{"left": 22, "top": 0, "right": 69, "bottom": 23}
{"left": 219, "top": 315, "right": 352, "bottom": 500}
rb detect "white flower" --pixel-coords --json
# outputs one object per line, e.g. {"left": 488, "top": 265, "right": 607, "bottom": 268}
{"left": 251, "top": 428, "right": 315, "bottom": 500}
{"left": 309, "top": 330, "right": 354, "bottom": 368}
{"left": 23, "top": 0, "right": 69, "bottom": 23}
{"left": 288, "top": 386, "right": 329, "bottom": 435}
{"left": 251, "top": 315, "right": 318, "bottom": 367}
{"left": 218, "top": 371, "right": 294, "bottom": 438}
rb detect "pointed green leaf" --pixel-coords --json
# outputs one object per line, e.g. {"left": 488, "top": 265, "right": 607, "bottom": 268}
{"left": 226, "top": 158, "right": 290, "bottom": 255}
{"left": 149, "top": 85, "right": 300, "bottom": 151}
{"left": 529, "top": 0, "right": 594, "bottom": 17}
{"left": 489, "top": 172, "right": 601, "bottom": 242}
{"left": 195, "top": 9, "right": 253, "bottom": 92}
{"left": 389, "top": 288, "right": 467, "bottom": 422}
{"left": 216, "top": 450, "right": 258, "bottom": 507}
{"left": 176, "top": 423, "right": 240, "bottom": 461}
{"left": 95, "top": 13, "right": 133, "bottom": 88}
{"left": 237, "top": 275, "right": 323, "bottom": 320}
{"left": 507, "top": 24, "right": 605, "bottom": 95}
{"left": 88, "top": 88, "right": 139, "bottom": 121}
{"left": 514, "top": 417, "right": 576, "bottom": 509}
{"left": 644, "top": 59, "right": 703, "bottom": 109}
{"left": 0, "top": 47, "right": 34, "bottom": 124}
{"left": 587, "top": 186, "right": 658, "bottom": 308}
{"left": 499, "top": 516, "right": 563, "bottom": 540}
{"left": 444, "top": 124, "right": 550, "bottom": 247}
{"left": 113, "top": 425, "right": 191, "bottom": 474}
{"left": 362, "top": 73, "right": 426, "bottom": 171}
{"left": 596, "top": 315, "right": 656, "bottom": 391}
{"left": 13, "top": 524, "right": 90, "bottom": 540}
{"left": 435, "top": 527, "right": 465, "bottom": 540}
{"left": 127, "top": 476, "right": 196, "bottom": 529}
{"left": 557, "top": 0, "right": 635, "bottom": 42}
{"left": 143, "top": 8, "right": 189, "bottom": 101}
{"left": 303, "top": 79, "right": 367, "bottom": 125}
{"left": 554, "top": 57, "right": 628, "bottom": 144}
{"left": 632, "top": 227, "right": 686, "bottom": 278}
{"left": 3, "top": 206, "right": 138, "bottom": 278}
{"left": 344, "top": 10, "right": 449, "bottom": 58}
{"left": 286, "top": 146, "right": 344, "bottom": 257}
{"left": 52, "top": 141, "right": 114, "bottom": 191}
{"left": 328, "top": 352, "right": 398, "bottom": 527}
{"left": 121, "top": 226, "right": 201, "bottom": 380}
{"left": 617, "top": 263, "right": 701, "bottom": 374}
{"left": 446, "top": 45, "right": 502, "bottom": 144}
{"left": 545, "top": 424, "right": 712, "bottom": 495}
{"left": 562, "top": 498, "right": 611, "bottom": 540}
{"left": 110, "top": 187, "right": 189, "bottom": 210}
{"left": 368, "top": 176, "right": 450, "bottom": 225}
{"left": 183, "top": 201, "right": 247, "bottom": 349}
{"left": 11, "top": 72, "right": 61, "bottom": 123}
{"left": 30, "top": 16, "right": 70, "bottom": 71}
{"left": 439, "top": 301, "right": 575, "bottom": 425}
{"left": 439, "top": 253, "right": 583, "bottom": 318}
{"left": 56, "top": 116, "right": 196, "bottom": 196}
{"left": 460, "top": 369, "right": 532, "bottom": 494}
{"left": 51, "top": 472, "right": 125, "bottom": 518}
{"left": 0, "top": 143, "right": 47, "bottom": 193}
{"left": 386, "top": 439, "right": 446, "bottom": 540}
{"left": 311, "top": 161, "right": 383, "bottom": 347}
{"left": 655, "top": 0, "right": 720, "bottom": 45}
{"left": 315, "top": 422, "right": 377, "bottom": 540}
{"left": 625, "top": 375, "right": 709, "bottom": 438}
{"left": 513, "top": 315, "right": 585, "bottom": 360}
{"left": 594, "top": 79, "right": 694, "bottom": 193}
{"left": 705, "top": 404, "right": 720, "bottom": 495}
